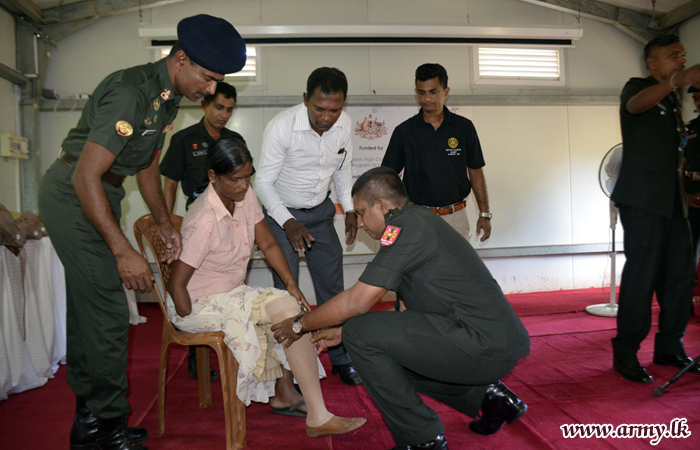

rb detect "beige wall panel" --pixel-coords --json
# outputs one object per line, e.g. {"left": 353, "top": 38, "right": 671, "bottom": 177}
{"left": 43, "top": 13, "right": 150, "bottom": 98}
{"left": 0, "top": 153, "right": 20, "bottom": 211}
{"left": 572, "top": 253, "right": 624, "bottom": 291}
{"left": 262, "top": 0, "right": 367, "bottom": 24}
{"left": 567, "top": 105, "right": 622, "bottom": 245}
{"left": 465, "top": 0, "right": 563, "bottom": 26}
{"left": 566, "top": 18, "right": 644, "bottom": 95}
{"left": 368, "top": 46, "right": 472, "bottom": 95}
{"left": 0, "top": 9, "right": 18, "bottom": 211}
{"left": 473, "top": 106, "right": 572, "bottom": 248}
{"left": 151, "top": 0, "right": 262, "bottom": 25}
{"left": 367, "top": 0, "right": 471, "bottom": 24}
{"left": 0, "top": 9, "right": 15, "bottom": 66}
{"left": 262, "top": 47, "right": 371, "bottom": 95}
{"left": 484, "top": 255, "right": 574, "bottom": 294}
{"left": 229, "top": 107, "right": 266, "bottom": 163}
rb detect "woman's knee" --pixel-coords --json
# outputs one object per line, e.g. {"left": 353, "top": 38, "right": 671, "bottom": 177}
{"left": 264, "top": 295, "right": 301, "bottom": 322}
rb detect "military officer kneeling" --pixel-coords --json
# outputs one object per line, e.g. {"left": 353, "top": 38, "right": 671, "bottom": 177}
{"left": 273, "top": 166, "right": 530, "bottom": 450}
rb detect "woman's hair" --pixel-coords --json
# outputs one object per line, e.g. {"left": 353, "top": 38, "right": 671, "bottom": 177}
{"left": 206, "top": 137, "right": 254, "bottom": 176}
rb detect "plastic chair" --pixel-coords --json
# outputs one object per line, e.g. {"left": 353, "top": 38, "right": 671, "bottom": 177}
{"left": 133, "top": 214, "right": 246, "bottom": 449}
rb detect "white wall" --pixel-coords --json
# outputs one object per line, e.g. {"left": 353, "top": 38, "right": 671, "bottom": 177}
{"left": 39, "top": 0, "right": 673, "bottom": 297}
{"left": 0, "top": 9, "right": 20, "bottom": 212}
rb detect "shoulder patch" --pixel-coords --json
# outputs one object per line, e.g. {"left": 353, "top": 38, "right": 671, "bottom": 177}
{"left": 115, "top": 121, "right": 133, "bottom": 137}
{"left": 380, "top": 225, "right": 402, "bottom": 246}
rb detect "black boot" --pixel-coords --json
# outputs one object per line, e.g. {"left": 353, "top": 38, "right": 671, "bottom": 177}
{"left": 70, "top": 397, "right": 148, "bottom": 449}
{"left": 96, "top": 417, "right": 148, "bottom": 450}
{"left": 469, "top": 382, "right": 527, "bottom": 435}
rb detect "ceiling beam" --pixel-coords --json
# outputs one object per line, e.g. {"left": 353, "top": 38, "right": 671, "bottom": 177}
{"left": 42, "top": 0, "right": 190, "bottom": 24}
{"left": 517, "top": 0, "right": 653, "bottom": 31}
{"left": 0, "top": 61, "right": 30, "bottom": 85}
{"left": 659, "top": 0, "right": 700, "bottom": 29}
{"left": 40, "top": 17, "right": 100, "bottom": 42}
{"left": 0, "top": 0, "right": 43, "bottom": 22}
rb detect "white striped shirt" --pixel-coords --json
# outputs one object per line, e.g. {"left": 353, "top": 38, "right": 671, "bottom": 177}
{"left": 254, "top": 103, "right": 354, "bottom": 227}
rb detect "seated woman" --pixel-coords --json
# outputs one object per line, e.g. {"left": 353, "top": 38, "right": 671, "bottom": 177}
{"left": 167, "top": 137, "right": 365, "bottom": 437}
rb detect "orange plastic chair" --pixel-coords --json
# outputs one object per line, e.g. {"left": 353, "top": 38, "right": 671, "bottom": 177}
{"left": 134, "top": 214, "right": 246, "bottom": 449}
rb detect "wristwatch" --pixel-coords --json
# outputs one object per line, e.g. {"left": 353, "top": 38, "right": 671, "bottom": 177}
{"left": 292, "top": 315, "right": 305, "bottom": 335}
{"left": 479, "top": 212, "right": 493, "bottom": 220}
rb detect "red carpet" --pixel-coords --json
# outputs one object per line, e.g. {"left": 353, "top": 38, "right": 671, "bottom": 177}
{"left": 1, "top": 289, "right": 699, "bottom": 450}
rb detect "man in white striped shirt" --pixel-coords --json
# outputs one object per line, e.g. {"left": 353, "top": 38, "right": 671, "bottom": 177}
{"left": 255, "top": 67, "right": 362, "bottom": 386}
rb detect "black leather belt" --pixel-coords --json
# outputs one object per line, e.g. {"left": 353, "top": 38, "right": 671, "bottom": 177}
{"left": 58, "top": 151, "right": 126, "bottom": 187}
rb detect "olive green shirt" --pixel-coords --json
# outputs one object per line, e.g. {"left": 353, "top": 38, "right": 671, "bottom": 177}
{"left": 61, "top": 58, "right": 181, "bottom": 176}
{"left": 359, "top": 203, "right": 530, "bottom": 361}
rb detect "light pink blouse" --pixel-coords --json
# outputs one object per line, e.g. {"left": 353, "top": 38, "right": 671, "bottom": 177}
{"left": 179, "top": 183, "right": 264, "bottom": 300}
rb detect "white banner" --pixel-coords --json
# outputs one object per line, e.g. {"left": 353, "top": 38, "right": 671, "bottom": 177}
{"left": 331, "top": 105, "right": 419, "bottom": 214}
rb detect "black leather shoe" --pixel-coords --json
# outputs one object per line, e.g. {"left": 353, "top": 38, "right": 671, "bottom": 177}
{"left": 613, "top": 358, "right": 653, "bottom": 383}
{"left": 653, "top": 353, "right": 700, "bottom": 374}
{"left": 331, "top": 363, "right": 363, "bottom": 386}
{"left": 187, "top": 346, "right": 218, "bottom": 381}
{"left": 389, "top": 434, "right": 448, "bottom": 450}
{"left": 95, "top": 417, "right": 148, "bottom": 450}
{"left": 469, "top": 382, "right": 527, "bottom": 435}
{"left": 70, "top": 397, "right": 148, "bottom": 449}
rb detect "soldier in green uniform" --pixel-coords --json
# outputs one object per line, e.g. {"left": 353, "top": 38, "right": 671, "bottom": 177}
{"left": 37, "top": 14, "right": 246, "bottom": 450}
{"left": 273, "top": 167, "right": 530, "bottom": 450}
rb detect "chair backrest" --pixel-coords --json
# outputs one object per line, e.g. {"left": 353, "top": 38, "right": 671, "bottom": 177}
{"left": 133, "top": 214, "right": 184, "bottom": 325}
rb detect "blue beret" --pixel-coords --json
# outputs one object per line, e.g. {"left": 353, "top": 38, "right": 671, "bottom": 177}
{"left": 177, "top": 14, "right": 247, "bottom": 75}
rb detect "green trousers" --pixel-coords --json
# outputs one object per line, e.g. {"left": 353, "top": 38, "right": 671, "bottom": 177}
{"left": 38, "top": 159, "right": 131, "bottom": 419}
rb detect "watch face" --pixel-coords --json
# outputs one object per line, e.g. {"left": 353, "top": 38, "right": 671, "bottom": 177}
{"left": 292, "top": 319, "right": 303, "bottom": 334}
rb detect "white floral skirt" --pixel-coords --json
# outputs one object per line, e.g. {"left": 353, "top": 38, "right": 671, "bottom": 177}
{"left": 166, "top": 285, "right": 325, "bottom": 406}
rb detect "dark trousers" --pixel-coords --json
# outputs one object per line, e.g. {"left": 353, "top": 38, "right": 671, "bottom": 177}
{"left": 38, "top": 160, "right": 130, "bottom": 418}
{"left": 343, "top": 311, "right": 518, "bottom": 446}
{"left": 612, "top": 204, "right": 694, "bottom": 360}
{"left": 265, "top": 197, "right": 350, "bottom": 365}
{"left": 688, "top": 207, "right": 700, "bottom": 286}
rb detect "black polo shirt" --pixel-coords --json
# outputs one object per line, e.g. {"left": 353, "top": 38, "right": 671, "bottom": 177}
{"left": 359, "top": 203, "right": 530, "bottom": 361}
{"left": 160, "top": 119, "right": 245, "bottom": 202}
{"left": 684, "top": 117, "right": 700, "bottom": 195}
{"left": 611, "top": 77, "right": 685, "bottom": 218}
{"left": 382, "top": 106, "right": 485, "bottom": 207}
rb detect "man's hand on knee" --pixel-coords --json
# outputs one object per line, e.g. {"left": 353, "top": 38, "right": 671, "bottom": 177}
{"left": 272, "top": 313, "right": 305, "bottom": 348}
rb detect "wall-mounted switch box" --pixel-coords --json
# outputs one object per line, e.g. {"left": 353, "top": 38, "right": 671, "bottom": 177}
{"left": 1, "top": 133, "right": 29, "bottom": 160}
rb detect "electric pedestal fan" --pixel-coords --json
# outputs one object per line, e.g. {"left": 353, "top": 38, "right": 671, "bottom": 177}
{"left": 586, "top": 143, "right": 623, "bottom": 317}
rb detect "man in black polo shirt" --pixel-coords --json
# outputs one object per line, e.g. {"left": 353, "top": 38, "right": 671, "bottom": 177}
{"left": 160, "top": 81, "right": 245, "bottom": 213}
{"left": 382, "top": 63, "right": 492, "bottom": 242}
{"left": 610, "top": 35, "right": 700, "bottom": 383}
{"left": 273, "top": 167, "right": 529, "bottom": 450}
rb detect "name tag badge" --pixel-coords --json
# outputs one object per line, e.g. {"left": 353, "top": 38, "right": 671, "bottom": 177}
{"left": 193, "top": 150, "right": 207, "bottom": 157}
{"left": 141, "top": 129, "right": 157, "bottom": 136}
